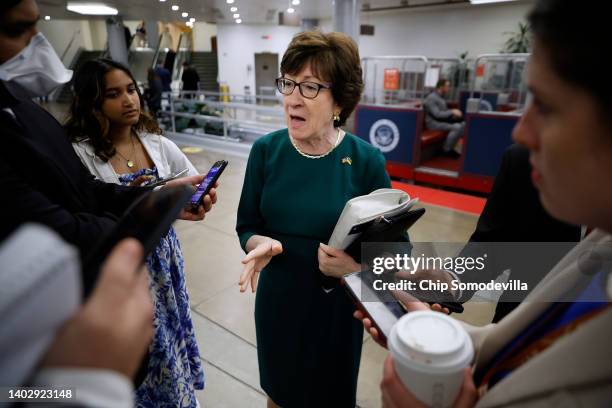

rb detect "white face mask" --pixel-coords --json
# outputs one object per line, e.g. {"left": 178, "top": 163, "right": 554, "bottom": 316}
{"left": 0, "top": 32, "right": 73, "bottom": 98}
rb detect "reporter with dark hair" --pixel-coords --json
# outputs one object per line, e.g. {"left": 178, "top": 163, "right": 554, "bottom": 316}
{"left": 358, "top": 0, "right": 612, "bottom": 406}
{"left": 65, "top": 58, "right": 204, "bottom": 408}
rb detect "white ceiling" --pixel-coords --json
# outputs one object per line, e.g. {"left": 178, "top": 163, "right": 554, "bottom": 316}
{"left": 38, "top": 0, "right": 476, "bottom": 24}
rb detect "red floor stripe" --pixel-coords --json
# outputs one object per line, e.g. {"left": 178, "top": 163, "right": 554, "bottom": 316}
{"left": 391, "top": 181, "right": 486, "bottom": 216}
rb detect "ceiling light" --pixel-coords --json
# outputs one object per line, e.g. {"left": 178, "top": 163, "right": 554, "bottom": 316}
{"left": 226, "top": 0, "right": 235, "bottom": 4}
{"left": 292, "top": 0, "right": 300, "bottom": 5}
{"left": 186, "top": 21, "right": 194, "bottom": 27}
{"left": 159, "top": 0, "right": 166, "bottom": 2}
{"left": 287, "top": 7, "right": 295, "bottom": 13}
{"left": 182, "top": 12, "right": 188, "bottom": 17}
{"left": 233, "top": 13, "right": 240, "bottom": 18}
{"left": 469, "top": 0, "right": 517, "bottom": 3}
{"left": 171, "top": 5, "right": 179, "bottom": 11}
{"left": 66, "top": 2, "right": 118, "bottom": 15}
{"left": 230, "top": 6, "right": 237, "bottom": 12}
{"left": 236, "top": 18, "right": 242, "bottom": 24}
{"left": 189, "top": 17, "right": 196, "bottom": 22}
{"left": 44, "top": 15, "right": 51, "bottom": 20}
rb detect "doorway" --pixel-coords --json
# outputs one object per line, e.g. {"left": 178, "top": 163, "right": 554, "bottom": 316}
{"left": 254, "top": 52, "right": 279, "bottom": 104}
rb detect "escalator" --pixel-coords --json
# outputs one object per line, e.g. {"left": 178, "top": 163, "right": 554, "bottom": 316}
{"left": 55, "top": 50, "right": 104, "bottom": 104}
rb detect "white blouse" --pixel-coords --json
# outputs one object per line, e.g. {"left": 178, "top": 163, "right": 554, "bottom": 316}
{"left": 72, "top": 132, "right": 199, "bottom": 183}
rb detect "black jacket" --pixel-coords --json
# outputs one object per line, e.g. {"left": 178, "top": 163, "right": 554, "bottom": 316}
{"left": 459, "top": 144, "right": 581, "bottom": 322}
{"left": 0, "top": 81, "right": 147, "bottom": 261}
{"left": 181, "top": 67, "right": 200, "bottom": 91}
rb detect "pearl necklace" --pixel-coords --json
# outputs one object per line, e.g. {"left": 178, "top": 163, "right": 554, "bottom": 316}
{"left": 289, "top": 129, "right": 342, "bottom": 159}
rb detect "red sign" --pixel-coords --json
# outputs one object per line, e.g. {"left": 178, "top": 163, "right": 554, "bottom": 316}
{"left": 384, "top": 68, "right": 400, "bottom": 90}
{"left": 476, "top": 64, "right": 485, "bottom": 77}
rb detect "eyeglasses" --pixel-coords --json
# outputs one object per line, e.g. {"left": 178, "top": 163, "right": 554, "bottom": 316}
{"left": 276, "top": 77, "right": 331, "bottom": 99}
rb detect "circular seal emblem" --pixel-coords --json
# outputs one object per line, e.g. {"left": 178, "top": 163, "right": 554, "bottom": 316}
{"left": 369, "top": 119, "right": 400, "bottom": 153}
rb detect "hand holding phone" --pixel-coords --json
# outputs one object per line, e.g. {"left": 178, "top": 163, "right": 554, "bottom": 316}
{"left": 189, "top": 160, "right": 228, "bottom": 213}
{"left": 343, "top": 270, "right": 463, "bottom": 346}
{"left": 146, "top": 168, "right": 189, "bottom": 188}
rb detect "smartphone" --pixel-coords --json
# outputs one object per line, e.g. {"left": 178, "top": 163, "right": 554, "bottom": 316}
{"left": 343, "top": 271, "right": 404, "bottom": 346}
{"left": 342, "top": 270, "right": 464, "bottom": 346}
{"left": 146, "top": 168, "right": 190, "bottom": 188}
{"left": 189, "top": 160, "right": 228, "bottom": 212}
{"left": 82, "top": 185, "right": 194, "bottom": 298}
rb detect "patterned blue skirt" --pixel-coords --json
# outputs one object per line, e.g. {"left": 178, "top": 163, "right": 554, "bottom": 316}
{"left": 119, "top": 168, "right": 204, "bottom": 408}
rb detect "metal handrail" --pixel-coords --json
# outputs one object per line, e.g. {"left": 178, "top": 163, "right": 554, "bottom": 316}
{"left": 470, "top": 53, "right": 530, "bottom": 93}
{"left": 362, "top": 56, "right": 429, "bottom": 105}
{"left": 163, "top": 92, "right": 284, "bottom": 142}
{"left": 172, "top": 96, "right": 284, "bottom": 116}
{"left": 469, "top": 53, "right": 530, "bottom": 109}
{"left": 178, "top": 90, "right": 281, "bottom": 103}
{"left": 151, "top": 33, "right": 164, "bottom": 69}
{"left": 362, "top": 55, "right": 428, "bottom": 63}
{"left": 60, "top": 29, "right": 81, "bottom": 63}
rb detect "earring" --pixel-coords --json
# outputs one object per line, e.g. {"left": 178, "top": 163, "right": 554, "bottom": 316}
{"left": 333, "top": 113, "right": 340, "bottom": 123}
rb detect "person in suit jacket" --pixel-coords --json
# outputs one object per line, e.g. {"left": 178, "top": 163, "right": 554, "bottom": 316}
{"left": 458, "top": 144, "right": 581, "bottom": 322}
{"left": 0, "top": 1, "right": 213, "bottom": 295}
{"left": 357, "top": 0, "right": 612, "bottom": 406}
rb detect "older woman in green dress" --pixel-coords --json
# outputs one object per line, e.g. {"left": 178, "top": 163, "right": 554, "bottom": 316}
{"left": 236, "top": 31, "right": 392, "bottom": 408}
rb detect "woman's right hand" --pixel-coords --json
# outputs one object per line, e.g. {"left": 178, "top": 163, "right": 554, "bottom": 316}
{"left": 239, "top": 237, "right": 283, "bottom": 293}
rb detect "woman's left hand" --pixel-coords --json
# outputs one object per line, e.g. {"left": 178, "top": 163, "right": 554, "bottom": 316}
{"left": 164, "top": 175, "right": 218, "bottom": 221}
{"left": 318, "top": 243, "right": 361, "bottom": 278}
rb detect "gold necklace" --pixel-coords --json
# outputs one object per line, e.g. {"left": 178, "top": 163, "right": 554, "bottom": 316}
{"left": 114, "top": 134, "right": 137, "bottom": 168}
{"left": 290, "top": 128, "right": 341, "bottom": 159}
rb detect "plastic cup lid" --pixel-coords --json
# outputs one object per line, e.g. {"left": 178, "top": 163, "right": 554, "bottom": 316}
{"left": 389, "top": 311, "right": 473, "bottom": 372}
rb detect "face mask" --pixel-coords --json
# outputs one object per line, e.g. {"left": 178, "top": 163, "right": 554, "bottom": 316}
{"left": 0, "top": 32, "right": 73, "bottom": 98}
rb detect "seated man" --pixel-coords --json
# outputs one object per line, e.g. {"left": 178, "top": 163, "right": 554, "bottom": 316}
{"left": 423, "top": 78, "right": 464, "bottom": 158}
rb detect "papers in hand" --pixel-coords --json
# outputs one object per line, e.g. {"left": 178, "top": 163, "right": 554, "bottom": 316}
{"left": 328, "top": 188, "right": 418, "bottom": 250}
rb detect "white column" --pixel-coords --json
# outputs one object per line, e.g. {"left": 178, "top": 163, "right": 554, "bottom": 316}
{"left": 106, "top": 18, "right": 128, "bottom": 65}
{"left": 332, "top": 0, "right": 361, "bottom": 44}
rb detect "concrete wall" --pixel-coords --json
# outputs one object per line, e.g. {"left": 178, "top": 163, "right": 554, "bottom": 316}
{"left": 38, "top": 19, "right": 95, "bottom": 67}
{"left": 216, "top": 24, "right": 301, "bottom": 95}
{"left": 193, "top": 22, "right": 217, "bottom": 52}
{"left": 357, "top": 1, "right": 534, "bottom": 59}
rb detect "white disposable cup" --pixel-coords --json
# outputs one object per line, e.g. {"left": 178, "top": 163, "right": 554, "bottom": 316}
{"left": 388, "top": 311, "right": 474, "bottom": 408}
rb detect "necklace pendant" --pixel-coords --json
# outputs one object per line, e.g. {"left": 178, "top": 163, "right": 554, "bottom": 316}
{"left": 127, "top": 160, "right": 135, "bottom": 168}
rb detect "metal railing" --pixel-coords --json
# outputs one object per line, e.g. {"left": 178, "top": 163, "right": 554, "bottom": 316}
{"left": 470, "top": 53, "right": 530, "bottom": 112}
{"left": 362, "top": 56, "right": 429, "bottom": 105}
{"left": 160, "top": 92, "right": 284, "bottom": 144}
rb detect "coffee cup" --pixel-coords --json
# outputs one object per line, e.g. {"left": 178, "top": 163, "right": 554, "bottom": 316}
{"left": 388, "top": 311, "right": 474, "bottom": 408}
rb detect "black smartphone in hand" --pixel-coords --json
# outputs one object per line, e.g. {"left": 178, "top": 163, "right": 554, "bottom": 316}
{"left": 82, "top": 185, "right": 194, "bottom": 298}
{"left": 189, "top": 160, "right": 228, "bottom": 213}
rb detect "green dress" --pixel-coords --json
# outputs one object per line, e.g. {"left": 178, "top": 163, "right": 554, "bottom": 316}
{"left": 236, "top": 129, "right": 391, "bottom": 407}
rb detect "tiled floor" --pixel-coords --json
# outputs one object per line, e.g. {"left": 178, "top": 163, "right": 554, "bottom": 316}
{"left": 174, "top": 147, "right": 494, "bottom": 408}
